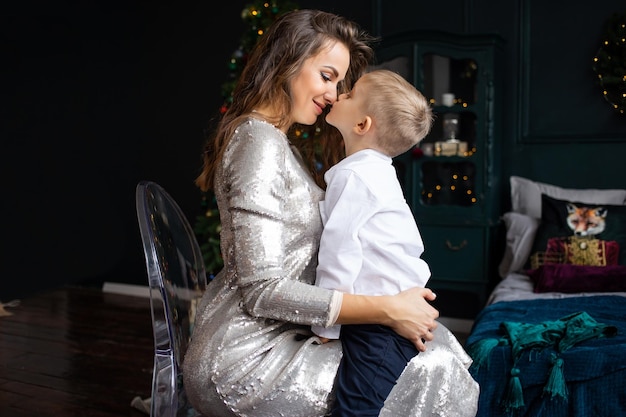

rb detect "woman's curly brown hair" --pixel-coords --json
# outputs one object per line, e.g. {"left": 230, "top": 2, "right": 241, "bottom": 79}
{"left": 195, "top": 9, "right": 376, "bottom": 191}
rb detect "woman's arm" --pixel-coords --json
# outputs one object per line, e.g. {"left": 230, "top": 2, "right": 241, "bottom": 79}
{"left": 337, "top": 287, "right": 439, "bottom": 351}
{"left": 222, "top": 122, "right": 340, "bottom": 327}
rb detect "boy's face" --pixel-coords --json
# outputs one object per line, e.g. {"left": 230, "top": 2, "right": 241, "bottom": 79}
{"left": 325, "top": 76, "right": 369, "bottom": 137}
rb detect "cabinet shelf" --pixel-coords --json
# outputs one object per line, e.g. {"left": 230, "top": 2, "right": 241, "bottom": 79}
{"left": 432, "top": 104, "right": 474, "bottom": 112}
{"left": 417, "top": 154, "right": 477, "bottom": 161}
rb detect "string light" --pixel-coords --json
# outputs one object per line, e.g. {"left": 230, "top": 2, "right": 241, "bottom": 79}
{"left": 592, "top": 12, "right": 626, "bottom": 114}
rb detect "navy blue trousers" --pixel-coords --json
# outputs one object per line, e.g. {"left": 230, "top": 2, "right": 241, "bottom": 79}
{"left": 331, "top": 324, "right": 419, "bottom": 417}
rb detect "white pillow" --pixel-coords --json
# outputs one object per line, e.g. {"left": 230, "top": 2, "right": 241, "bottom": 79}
{"left": 498, "top": 212, "right": 540, "bottom": 278}
{"left": 510, "top": 176, "right": 626, "bottom": 219}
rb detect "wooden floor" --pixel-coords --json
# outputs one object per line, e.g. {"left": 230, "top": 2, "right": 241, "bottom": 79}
{"left": 0, "top": 285, "right": 474, "bottom": 417}
{"left": 0, "top": 286, "right": 154, "bottom": 417}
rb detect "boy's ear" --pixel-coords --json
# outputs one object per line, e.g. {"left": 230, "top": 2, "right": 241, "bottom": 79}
{"left": 353, "top": 115, "right": 372, "bottom": 136}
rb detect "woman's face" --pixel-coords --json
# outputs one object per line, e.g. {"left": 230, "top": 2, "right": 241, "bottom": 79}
{"left": 289, "top": 41, "right": 350, "bottom": 126}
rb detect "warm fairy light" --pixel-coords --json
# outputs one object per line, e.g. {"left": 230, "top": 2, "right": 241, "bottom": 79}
{"left": 435, "top": 185, "right": 441, "bottom": 190}
{"left": 466, "top": 190, "right": 472, "bottom": 195}
{"left": 452, "top": 174, "right": 458, "bottom": 180}
{"left": 593, "top": 13, "right": 626, "bottom": 113}
{"left": 451, "top": 185, "right": 456, "bottom": 190}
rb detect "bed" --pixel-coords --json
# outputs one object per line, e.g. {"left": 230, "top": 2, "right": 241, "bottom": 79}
{"left": 465, "top": 176, "right": 626, "bottom": 416}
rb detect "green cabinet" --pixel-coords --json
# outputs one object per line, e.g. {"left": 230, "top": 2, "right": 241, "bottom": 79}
{"left": 375, "top": 31, "right": 504, "bottom": 315}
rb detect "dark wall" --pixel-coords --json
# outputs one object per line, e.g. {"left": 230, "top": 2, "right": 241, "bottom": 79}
{"left": 3, "top": 1, "right": 625, "bottom": 300}
{"left": 3, "top": 2, "right": 247, "bottom": 299}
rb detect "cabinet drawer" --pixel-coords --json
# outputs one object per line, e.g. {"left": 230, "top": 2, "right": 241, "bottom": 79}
{"left": 419, "top": 225, "right": 485, "bottom": 284}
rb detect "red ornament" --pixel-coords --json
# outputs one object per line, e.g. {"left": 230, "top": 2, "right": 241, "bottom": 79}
{"left": 412, "top": 147, "right": 424, "bottom": 159}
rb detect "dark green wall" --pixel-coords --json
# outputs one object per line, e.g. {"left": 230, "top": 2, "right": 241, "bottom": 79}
{"left": 3, "top": 1, "right": 625, "bottom": 300}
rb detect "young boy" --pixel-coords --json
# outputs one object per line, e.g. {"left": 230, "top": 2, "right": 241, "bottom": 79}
{"left": 311, "top": 69, "right": 435, "bottom": 417}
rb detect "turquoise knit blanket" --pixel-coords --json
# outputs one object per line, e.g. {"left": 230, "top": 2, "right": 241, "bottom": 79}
{"left": 465, "top": 295, "right": 625, "bottom": 417}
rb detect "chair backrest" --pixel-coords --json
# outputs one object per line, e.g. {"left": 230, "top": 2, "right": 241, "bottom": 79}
{"left": 135, "top": 181, "right": 207, "bottom": 417}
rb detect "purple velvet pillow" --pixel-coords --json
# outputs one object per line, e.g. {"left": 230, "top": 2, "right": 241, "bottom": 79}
{"left": 530, "top": 264, "right": 626, "bottom": 293}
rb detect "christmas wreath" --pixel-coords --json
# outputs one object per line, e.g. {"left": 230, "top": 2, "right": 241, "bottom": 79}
{"left": 592, "top": 12, "right": 626, "bottom": 114}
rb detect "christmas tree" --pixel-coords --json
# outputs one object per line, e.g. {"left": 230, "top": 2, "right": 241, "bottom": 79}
{"left": 194, "top": 1, "right": 299, "bottom": 277}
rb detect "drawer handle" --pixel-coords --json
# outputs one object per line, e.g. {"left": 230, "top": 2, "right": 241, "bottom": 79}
{"left": 445, "top": 239, "right": 468, "bottom": 251}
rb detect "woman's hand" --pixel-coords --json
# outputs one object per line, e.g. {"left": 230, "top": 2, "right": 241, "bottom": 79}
{"left": 337, "top": 287, "right": 439, "bottom": 352}
{"left": 386, "top": 288, "right": 439, "bottom": 352}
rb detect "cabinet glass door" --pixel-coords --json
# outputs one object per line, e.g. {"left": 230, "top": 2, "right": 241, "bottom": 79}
{"left": 419, "top": 53, "right": 479, "bottom": 207}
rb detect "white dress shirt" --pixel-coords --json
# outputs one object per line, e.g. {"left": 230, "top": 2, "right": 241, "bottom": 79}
{"left": 312, "top": 149, "right": 431, "bottom": 339}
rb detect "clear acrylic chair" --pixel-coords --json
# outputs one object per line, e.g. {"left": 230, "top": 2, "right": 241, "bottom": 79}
{"left": 135, "top": 181, "right": 207, "bottom": 417}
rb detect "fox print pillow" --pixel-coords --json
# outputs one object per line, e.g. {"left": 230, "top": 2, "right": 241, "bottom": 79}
{"left": 528, "top": 194, "right": 626, "bottom": 268}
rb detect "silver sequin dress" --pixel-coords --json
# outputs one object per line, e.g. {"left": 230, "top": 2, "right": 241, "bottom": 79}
{"left": 183, "top": 118, "right": 479, "bottom": 417}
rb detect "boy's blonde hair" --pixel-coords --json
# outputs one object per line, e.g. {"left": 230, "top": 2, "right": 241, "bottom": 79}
{"left": 360, "top": 70, "right": 433, "bottom": 157}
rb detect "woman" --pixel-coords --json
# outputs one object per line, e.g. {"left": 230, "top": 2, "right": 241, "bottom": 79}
{"left": 183, "top": 9, "right": 478, "bottom": 417}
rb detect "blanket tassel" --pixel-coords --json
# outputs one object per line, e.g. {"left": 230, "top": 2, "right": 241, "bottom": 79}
{"left": 502, "top": 367, "right": 524, "bottom": 412}
{"left": 544, "top": 355, "right": 568, "bottom": 401}
{"left": 467, "top": 338, "right": 500, "bottom": 370}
